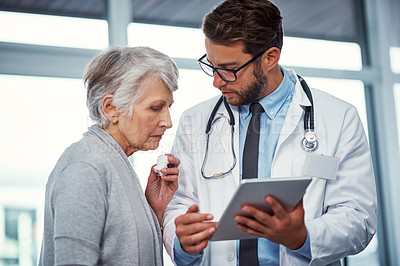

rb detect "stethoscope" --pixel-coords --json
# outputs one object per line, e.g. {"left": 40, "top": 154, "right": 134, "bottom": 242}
{"left": 298, "top": 75, "right": 319, "bottom": 152}
{"left": 201, "top": 75, "right": 318, "bottom": 179}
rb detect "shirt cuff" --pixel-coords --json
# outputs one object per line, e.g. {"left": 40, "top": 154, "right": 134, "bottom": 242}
{"left": 173, "top": 236, "right": 202, "bottom": 265}
{"left": 290, "top": 228, "right": 312, "bottom": 259}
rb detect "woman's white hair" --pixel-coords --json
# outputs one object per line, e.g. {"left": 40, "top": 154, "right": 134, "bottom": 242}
{"left": 83, "top": 46, "right": 179, "bottom": 128}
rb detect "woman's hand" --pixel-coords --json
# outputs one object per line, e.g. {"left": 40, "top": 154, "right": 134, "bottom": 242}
{"left": 145, "top": 154, "right": 180, "bottom": 225}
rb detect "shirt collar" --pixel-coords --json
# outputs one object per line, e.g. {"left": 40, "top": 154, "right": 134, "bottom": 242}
{"left": 240, "top": 67, "right": 294, "bottom": 119}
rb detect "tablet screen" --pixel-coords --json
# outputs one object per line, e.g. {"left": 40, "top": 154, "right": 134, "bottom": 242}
{"left": 210, "top": 176, "right": 312, "bottom": 241}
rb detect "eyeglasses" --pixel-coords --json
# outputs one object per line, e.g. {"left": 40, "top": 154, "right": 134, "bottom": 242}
{"left": 198, "top": 50, "right": 267, "bottom": 82}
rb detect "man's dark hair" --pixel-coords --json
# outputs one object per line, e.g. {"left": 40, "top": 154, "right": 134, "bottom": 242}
{"left": 202, "top": 0, "right": 283, "bottom": 56}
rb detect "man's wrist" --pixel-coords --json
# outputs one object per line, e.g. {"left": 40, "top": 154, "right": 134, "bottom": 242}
{"left": 287, "top": 226, "right": 307, "bottom": 250}
{"left": 173, "top": 236, "right": 202, "bottom": 264}
{"left": 287, "top": 227, "right": 312, "bottom": 259}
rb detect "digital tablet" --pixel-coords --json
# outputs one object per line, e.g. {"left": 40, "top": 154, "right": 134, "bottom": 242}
{"left": 210, "top": 176, "right": 312, "bottom": 241}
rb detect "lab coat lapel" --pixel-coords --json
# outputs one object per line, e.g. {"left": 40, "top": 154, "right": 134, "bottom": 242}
{"left": 275, "top": 75, "right": 312, "bottom": 154}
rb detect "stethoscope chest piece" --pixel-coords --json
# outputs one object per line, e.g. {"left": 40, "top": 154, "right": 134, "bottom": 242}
{"left": 301, "top": 130, "right": 319, "bottom": 152}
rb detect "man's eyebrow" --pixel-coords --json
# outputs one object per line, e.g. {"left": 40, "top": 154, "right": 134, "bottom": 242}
{"left": 217, "top": 62, "right": 239, "bottom": 68}
{"left": 206, "top": 56, "right": 239, "bottom": 68}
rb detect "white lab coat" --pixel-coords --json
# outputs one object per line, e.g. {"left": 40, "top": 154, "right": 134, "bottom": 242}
{"left": 163, "top": 69, "right": 377, "bottom": 266}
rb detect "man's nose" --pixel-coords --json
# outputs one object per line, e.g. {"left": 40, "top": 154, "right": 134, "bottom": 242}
{"left": 213, "top": 72, "right": 228, "bottom": 89}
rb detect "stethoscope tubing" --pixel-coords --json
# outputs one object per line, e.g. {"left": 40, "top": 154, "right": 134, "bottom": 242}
{"left": 202, "top": 96, "right": 236, "bottom": 179}
{"left": 201, "top": 75, "right": 318, "bottom": 179}
{"left": 298, "top": 75, "right": 315, "bottom": 131}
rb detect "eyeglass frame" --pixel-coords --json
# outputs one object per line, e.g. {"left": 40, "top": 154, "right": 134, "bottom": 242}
{"left": 198, "top": 49, "right": 268, "bottom": 82}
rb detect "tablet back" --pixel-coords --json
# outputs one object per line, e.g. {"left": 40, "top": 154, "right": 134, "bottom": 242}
{"left": 210, "top": 176, "right": 312, "bottom": 241}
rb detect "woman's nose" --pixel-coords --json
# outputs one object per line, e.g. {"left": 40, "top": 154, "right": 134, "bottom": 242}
{"left": 160, "top": 109, "right": 173, "bottom": 129}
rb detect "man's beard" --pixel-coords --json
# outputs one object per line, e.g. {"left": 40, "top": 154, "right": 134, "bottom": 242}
{"left": 226, "top": 62, "right": 267, "bottom": 106}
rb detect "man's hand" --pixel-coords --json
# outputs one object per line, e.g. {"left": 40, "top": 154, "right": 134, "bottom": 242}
{"left": 234, "top": 196, "right": 307, "bottom": 250}
{"left": 175, "top": 204, "right": 217, "bottom": 254}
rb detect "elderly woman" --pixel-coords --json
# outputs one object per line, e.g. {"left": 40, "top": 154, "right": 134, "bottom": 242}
{"left": 39, "top": 47, "right": 180, "bottom": 265}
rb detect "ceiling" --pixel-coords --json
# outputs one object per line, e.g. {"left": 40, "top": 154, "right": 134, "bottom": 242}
{"left": 0, "top": 0, "right": 366, "bottom": 44}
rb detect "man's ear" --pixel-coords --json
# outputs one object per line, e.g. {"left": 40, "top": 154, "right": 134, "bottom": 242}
{"left": 102, "top": 94, "right": 119, "bottom": 124}
{"left": 261, "top": 47, "right": 281, "bottom": 72}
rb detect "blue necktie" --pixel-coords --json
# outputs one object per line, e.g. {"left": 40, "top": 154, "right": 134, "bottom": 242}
{"left": 239, "top": 102, "right": 264, "bottom": 266}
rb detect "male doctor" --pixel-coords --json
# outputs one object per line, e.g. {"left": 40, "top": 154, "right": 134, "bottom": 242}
{"left": 163, "top": 0, "right": 377, "bottom": 265}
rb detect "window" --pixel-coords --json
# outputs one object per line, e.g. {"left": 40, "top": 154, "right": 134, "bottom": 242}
{"left": 128, "top": 23, "right": 205, "bottom": 59}
{"left": 394, "top": 83, "right": 400, "bottom": 150}
{"left": 0, "top": 75, "right": 89, "bottom": 180}
{"left": 0, "top": 75, "right": 89, "bottom": 264}
{"left": 0, "top": 11, "right": 108, "bottom": 49}
{"left": 390, "top": 47, "right": 400, "bottom": 74}
{"left": 281, "top": 37, "right": 362, "bottom": 70}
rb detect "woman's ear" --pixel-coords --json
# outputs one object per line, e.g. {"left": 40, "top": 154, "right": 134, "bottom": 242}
{"left": 261, "top": 47, "right": 281, "bottom": 71}
{"left": 102, "top": 94, "right": 119, "bottom": 124}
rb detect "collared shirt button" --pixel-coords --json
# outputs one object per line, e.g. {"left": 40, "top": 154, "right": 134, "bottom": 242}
{"left": 227, "top": 251, "right": 235, "bottom": 261}
{"left": 269, "top": 111, "right": 274, "bottom": 116}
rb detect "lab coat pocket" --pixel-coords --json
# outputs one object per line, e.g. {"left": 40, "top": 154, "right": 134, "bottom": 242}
{"left": 303, "top": 152, "right": 340, "bottom": 180}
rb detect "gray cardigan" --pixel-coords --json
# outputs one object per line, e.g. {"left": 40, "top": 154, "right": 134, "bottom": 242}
{"left": 39, "top": 125, "right": 163, "bottom": 265}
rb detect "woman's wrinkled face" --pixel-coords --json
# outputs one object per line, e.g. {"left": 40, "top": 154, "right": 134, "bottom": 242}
{"left": 112, "top": 76, "right": 173, "bottom": 156}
